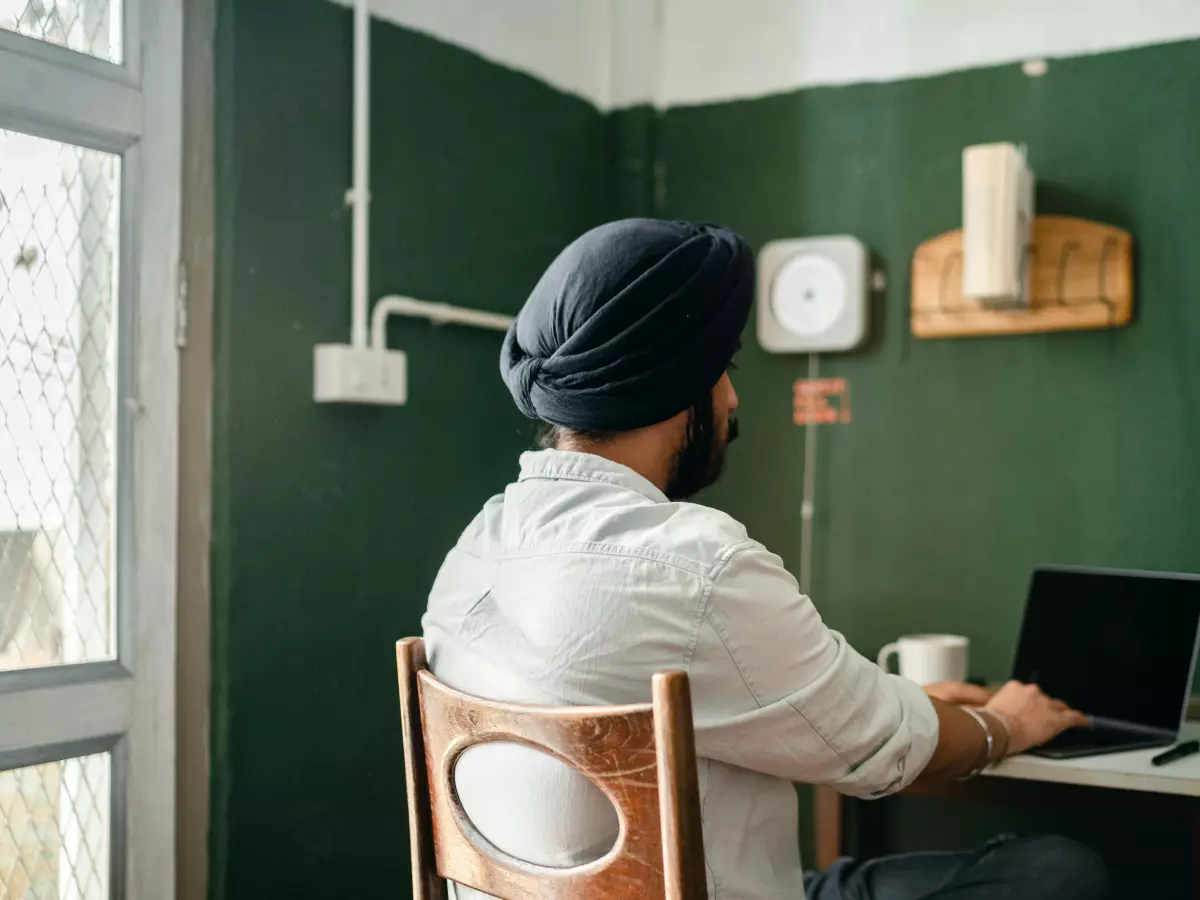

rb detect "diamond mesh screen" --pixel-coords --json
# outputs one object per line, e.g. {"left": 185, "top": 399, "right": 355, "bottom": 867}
{"left": 0, "top": 129, "right": 120, "bottom": 673}
{"left": 0, "top": 0, "right": 122, "bottom": 63}
{"left": 0, "top": 753, "right": 111, "bottom": 900}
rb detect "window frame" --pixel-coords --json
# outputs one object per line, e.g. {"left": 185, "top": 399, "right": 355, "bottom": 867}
{"left": 0, "top": 1, "right": 183, "bottom": 897}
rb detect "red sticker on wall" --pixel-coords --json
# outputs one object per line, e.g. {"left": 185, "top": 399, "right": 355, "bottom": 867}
{"left": 794, "top": 378, "right": 851, "bottom": 425}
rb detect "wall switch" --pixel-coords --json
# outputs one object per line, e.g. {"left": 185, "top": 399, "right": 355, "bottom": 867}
{"left": 314, "top": 343, "right": 408, "bottom": 405}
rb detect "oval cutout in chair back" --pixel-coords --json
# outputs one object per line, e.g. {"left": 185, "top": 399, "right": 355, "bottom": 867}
{"left": 453, "top": 741, "right": 620, "bottom": 869}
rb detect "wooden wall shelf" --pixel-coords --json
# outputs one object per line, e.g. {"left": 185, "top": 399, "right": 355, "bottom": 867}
{"left": 911, "top": 215, "right": 1133, "bottom": 339}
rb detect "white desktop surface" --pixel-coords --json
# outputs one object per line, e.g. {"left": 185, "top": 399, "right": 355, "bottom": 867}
{"left": 987, "top": 721, "right": 1200, "bottom": 797}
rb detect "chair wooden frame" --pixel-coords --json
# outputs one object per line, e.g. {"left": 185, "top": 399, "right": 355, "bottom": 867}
{"left": 396, "top": 638, "right": 707, "bottom": 900}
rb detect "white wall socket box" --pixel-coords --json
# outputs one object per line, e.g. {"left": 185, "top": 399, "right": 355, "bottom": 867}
{"left": 757, "top": 235, "right": 869, "bottom": 353}
{"left": 962, "top": 142, "right": 1034, "bottom": 307}
{"left": 314, "top": 343, "right": 408, "bottom": 405}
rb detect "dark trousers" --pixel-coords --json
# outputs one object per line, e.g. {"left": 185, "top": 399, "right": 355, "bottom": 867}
{"left": 803, "top": 835, "right": 1113, "bottom": 900}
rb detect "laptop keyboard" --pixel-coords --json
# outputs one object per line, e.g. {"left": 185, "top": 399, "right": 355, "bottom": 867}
{"left": 1039, "top": 726, "right": 1160, "bottom": 753}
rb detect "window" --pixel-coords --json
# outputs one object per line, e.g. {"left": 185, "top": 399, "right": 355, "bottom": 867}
{"left": 0, "top": 1, "right": 181, "bottom": 898}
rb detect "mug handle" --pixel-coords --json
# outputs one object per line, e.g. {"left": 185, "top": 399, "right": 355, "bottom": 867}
{"left": 877, "top": 642, "right": 900, "bottom": 673}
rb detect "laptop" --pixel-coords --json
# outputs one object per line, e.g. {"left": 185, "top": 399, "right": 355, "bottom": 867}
{"left": 1011, "top": 566, "right": 1200, "bottom": 759}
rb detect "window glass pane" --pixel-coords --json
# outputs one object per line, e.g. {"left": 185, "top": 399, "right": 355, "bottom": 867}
{"left": 0, "top": 129, "right": 120, "bottom": 673}
{"left": 0, "top": 0, "right": 121, "bottom": 64}
{"left": 0, "top": 752, "right": 111, "bottom": 900}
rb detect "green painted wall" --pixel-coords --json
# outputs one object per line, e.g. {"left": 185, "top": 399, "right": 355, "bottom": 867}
{"left": 641, "top": 39, "right": 1200, "bottom": 895}
{"left": 213, "top": 7, "right": 1200, "bottom": 894}
{"left": 211, "top": 3, "right": 610, "bottom": 897}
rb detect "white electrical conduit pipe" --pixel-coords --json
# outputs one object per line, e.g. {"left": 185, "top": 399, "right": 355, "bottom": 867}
{"left": 371, "top": 296, "right": 515, "bottom": 350}
{"left": 350, "top": 0, "right": 370, "bottom": 348}
{"left": 347, "top": 0, "right": 512, "bottom": 353}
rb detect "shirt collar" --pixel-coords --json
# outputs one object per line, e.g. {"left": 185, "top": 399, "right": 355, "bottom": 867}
{"left": 518, "top": 449, "right": 669, "bottom": 504}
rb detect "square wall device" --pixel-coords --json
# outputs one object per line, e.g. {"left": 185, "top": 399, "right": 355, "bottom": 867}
{"left": 757, "top": 235, "right": 869, "bottom": 353}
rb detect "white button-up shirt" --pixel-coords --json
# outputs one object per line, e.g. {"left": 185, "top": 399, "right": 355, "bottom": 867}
{"left": 423, "top": 450, "right": 938, "bottom": 900}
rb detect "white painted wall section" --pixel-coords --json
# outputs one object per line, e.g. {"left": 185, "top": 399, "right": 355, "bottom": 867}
{"left": 656, "top": 0, "right": 1200, "bottom": 107}
{"left": 609, "top": 0, "right": 662, "bottom": 110}
{"left": 332, "top": 0, "right": 1200, "bottom": 110}
{"left": 329, "top": 0, "right": 613, "bottom": 106}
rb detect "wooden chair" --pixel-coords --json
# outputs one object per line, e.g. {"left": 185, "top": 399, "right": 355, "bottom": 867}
{"left": 396, "top": 637, "right": 707, "bottom": 900}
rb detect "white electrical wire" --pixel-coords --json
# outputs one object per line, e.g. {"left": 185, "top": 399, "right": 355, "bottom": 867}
{"left": 350, "top": 0, "right": 370, "bottom": 348}
{"left": 347, "top": 2, "right": 510, "bottom": 354}
{"left": 371, "top": 296, "right": 514, "bottom": 350}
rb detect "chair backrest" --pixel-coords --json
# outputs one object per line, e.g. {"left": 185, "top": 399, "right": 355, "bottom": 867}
{"left": 396, "top": 638, "right": 707, "bottom": 900}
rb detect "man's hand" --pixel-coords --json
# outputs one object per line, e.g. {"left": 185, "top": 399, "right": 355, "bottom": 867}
{"left": 918, "top": 680, "right": 1087, "bottom": 781}
{"left": 923, "top": 681, "right": 993, "bottom": 706}
{"left": 985, "top": 680, "right": 1090, "bottom": 756}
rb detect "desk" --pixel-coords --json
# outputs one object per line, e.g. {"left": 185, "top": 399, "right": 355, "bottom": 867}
{"left": 986, "top": 721, "right": 1200, "bottom": 797}
{"left": 814, "top": 722, "right": 1200, "bottom": 895}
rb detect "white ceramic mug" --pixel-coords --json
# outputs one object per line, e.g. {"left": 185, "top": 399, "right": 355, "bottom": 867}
{"left": 876, "top": 634, "right": 969, "bottom": 685}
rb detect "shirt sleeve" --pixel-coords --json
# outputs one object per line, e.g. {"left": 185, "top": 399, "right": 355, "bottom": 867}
{"left": 690, "top": 541, "right": 939, "bottom": 798}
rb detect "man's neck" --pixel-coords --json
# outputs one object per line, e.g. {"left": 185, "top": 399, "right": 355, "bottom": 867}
{"left": 556, "top": 430, "right": 676, "bottom": 495}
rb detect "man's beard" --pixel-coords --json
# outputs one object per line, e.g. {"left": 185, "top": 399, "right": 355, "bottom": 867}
{"left": 664, "top": 395, "right": 739, "bottom": 501}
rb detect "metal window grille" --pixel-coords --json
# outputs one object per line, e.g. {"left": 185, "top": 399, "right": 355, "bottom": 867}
{"left": 0, "top": 752, "right": 111, "bottom": 900}
{"left": 0, "top": 129, "right": 119, "bottom": 675}
{"left": 0, "top": 0, "right": 122, "bottom": 63}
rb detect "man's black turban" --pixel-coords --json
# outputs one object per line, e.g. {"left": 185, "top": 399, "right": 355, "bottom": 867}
{"left": 500, "top": 218, "right": 753, "bottom": 432}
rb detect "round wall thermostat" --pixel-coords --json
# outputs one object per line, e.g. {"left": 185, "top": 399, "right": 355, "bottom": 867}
{"left": 771, "top": 254, "right": 847, "bottom": 337}
{"left": 756, "top": 235, "right": 869, "bottom": 353}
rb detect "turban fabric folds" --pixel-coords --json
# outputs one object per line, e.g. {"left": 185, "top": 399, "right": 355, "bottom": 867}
{"left": 501, "top": 218, "right": 753, "bottom": 432}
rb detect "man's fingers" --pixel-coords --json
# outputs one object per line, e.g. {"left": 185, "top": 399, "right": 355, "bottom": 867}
{"left": 952, "top": 684, "right": 993, "bottom": 705}
{"left": 1060, "top": 709, "right": 1091, "bottom": 731}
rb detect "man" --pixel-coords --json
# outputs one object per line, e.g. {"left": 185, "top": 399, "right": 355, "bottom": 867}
{"left": 423, "top": 219, "right": 1112, "bottom": 900}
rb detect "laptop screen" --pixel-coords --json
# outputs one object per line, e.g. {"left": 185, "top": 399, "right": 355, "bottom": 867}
{"left": 1011, "top": 567, "right": 1200, "bottom": 732}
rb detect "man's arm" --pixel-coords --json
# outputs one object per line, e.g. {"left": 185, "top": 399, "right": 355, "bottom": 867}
{"left": 695, "top": 543, "right": 1086, "bottom": 794}
{"left": 920, "top": 682, "right": 1089, "bottom": 781}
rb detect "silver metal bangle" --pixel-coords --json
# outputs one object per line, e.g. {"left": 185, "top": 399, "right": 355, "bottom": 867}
{"left": 976, "top": 708, "right": 1012, "bottom": 765}
{"left": 957, "top": 706, "right": 993, "bottom": 781}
